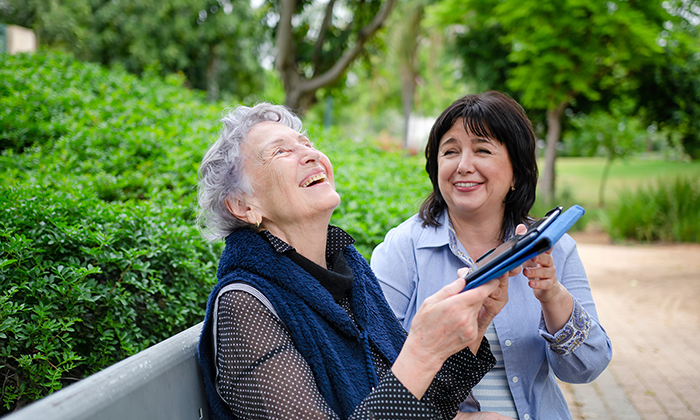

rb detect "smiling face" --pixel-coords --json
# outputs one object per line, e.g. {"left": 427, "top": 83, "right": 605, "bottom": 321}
{"left": 437, "top": 120, "right": 514, "bottom": 222}
{"left": 238, "top": 121, "right": 340, "bottom": 234}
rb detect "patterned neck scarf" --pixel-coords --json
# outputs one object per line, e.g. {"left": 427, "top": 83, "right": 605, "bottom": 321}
{"left": 446, "top": 216, "right": 515, "bottom": 275}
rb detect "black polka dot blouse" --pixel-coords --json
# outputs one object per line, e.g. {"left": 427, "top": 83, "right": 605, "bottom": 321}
{"left": 213, "top": 227, "right": 495, "bottom": 420}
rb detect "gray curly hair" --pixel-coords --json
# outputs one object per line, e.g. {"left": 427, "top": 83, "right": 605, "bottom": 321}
{"left": 197, "top": 103, "right": 304, "bottom": 241}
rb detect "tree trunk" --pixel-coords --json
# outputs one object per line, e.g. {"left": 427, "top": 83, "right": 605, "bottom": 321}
{"left": 275, "top": 0, "right": 397, "bottom": 114}
{"left": 540, "top": 100, "right": 568, "bottom": 205}
{"left": 205, "top": 45, "right": 220, "bottom": 102}
{"left": 399, "top": 4, "right": 424, "bottom": 150}
{"left": 598, "top": 155, "right": 614, "bottom": 207}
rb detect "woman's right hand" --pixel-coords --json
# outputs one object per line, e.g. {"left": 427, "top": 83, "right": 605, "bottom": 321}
{"left": 391, "top": 277, "right": 499, "bottom": 399}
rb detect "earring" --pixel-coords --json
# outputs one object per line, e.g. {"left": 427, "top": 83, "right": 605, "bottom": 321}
{"left": 510, "top": 185, "right": 515, "bottom": 192}
{"left": 255, "top": 220, "right": 260, "bottom": 228}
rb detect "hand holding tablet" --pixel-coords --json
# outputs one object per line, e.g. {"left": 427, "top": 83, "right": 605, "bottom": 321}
{"left": 461, "top": 205, "right": 585, "bottom": 292}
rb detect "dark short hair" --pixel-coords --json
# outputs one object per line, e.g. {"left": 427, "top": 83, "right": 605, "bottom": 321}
{"left": 419, "top": 91, "right": 538, "bottom": 240}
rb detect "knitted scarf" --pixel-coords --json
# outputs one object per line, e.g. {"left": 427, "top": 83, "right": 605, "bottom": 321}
{"left": 198, "top": 228, "right": 407, "bottom": 420}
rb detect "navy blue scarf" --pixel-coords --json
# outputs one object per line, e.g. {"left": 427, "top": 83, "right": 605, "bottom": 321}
{"left": 198, "top": 228, "right": 407, "bottom": 420}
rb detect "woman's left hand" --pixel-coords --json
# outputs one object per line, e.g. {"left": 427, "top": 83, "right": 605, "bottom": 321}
{"left": 522, "top": 248, "right": 561, "bottom": 303}
{"left": 517, "top": 224, "right": 574, "bottom": 333}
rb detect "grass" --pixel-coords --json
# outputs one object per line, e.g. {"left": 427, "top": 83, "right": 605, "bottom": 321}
{"left": 550, "top": 157, "right": 700, "bottom": 211}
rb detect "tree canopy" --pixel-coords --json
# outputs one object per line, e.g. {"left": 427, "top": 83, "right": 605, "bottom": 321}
{"left": 427, "top": 0, "right": 697, "bottom": 202}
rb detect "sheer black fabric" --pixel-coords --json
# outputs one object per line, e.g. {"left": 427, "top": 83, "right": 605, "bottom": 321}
{"left": 215, "top": 291, "right": 494, "bottom": 420}
{"left": 213, "top": 227, "right": 495, "bottom": 419}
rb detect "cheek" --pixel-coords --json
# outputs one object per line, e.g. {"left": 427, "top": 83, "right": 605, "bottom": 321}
{"left": 320, "top": 155, "right": 335, "bottom": 184}
{"left": 437, "top": 159, "right": 455, "bottom": 180}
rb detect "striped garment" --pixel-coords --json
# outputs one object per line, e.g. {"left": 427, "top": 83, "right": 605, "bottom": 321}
{"left": 471, "top": 322, "right": 518, "bottom": 418}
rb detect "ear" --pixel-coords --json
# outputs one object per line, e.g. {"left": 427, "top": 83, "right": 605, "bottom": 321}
{"left": 225, "top": 196, "right": 260, "bottom": 226}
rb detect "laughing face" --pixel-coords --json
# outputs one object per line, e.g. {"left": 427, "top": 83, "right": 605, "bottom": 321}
{"left": 437, "top": 120, "right": 514, "bottom": 221}
{"left": 238, "top": 121, "right": 340, "bottom": 233}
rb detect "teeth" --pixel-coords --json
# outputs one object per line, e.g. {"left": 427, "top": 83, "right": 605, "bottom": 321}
{"left": 455, "top": 182, "right": 479, "bottom": 187}
{"left": 301, "top": 173, "right": 326, "bottom": 187}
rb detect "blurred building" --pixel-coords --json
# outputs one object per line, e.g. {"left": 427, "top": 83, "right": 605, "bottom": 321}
{"left": 0, "top": 24, "right": 37, "bottom": 54}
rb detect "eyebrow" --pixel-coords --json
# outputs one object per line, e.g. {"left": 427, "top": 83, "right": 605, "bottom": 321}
{"left": 473, "top": 137, "right": 495, "bottom": 145}
{"left": 261, "top": 135, "right": 312, "bottom": 152}
{"left": 439, "top": 136, "right": 494, "bottom": 148}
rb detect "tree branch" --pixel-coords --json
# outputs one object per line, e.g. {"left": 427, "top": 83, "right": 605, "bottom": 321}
{"left": 300, "top": 0, "right": 397, "bottom": 93}
{"left": 312, "top": 0, "right": 337, "bottom": 74}
{"left": 275, "top": 0, "right": 297, "bottom": 80}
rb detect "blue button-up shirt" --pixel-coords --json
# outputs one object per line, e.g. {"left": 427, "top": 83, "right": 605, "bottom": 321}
{"left": 370, "top": 212, "right": 612, "bottom": 420}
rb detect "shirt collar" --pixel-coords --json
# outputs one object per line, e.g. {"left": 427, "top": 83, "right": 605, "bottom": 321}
{"left": 417, "top": 210, "right": 517, "bottom": 272}
{"left": 260, "top": 225, "right": 355, "bottom": 262}
{"left": 414, "top": 211, "right": 451, "bottom": 249}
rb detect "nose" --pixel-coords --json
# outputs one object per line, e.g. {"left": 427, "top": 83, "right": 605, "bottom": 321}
{"left": 457, "top": 151, "right": 474, "bottom": 175}
{"left": 301, "top": 147, "right": 321, "bottom": 164}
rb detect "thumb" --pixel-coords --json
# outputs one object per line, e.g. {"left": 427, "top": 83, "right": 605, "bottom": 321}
{"left": 429, "top": 277, "right": 468, "bottom": 302}
{"left": 515, "top": 223, "right": 527, "bottom": 236}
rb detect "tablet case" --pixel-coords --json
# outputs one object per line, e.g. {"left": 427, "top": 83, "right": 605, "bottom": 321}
{"left": 462, "top": 204, "right": 585, "bottom": 292}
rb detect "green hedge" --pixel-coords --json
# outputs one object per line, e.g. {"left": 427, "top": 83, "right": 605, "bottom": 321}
{"left": 0, "top": 186, "right": 218, "bottom": 410}
{"left": 0, "top": 51, "right": 224, "bottom": 412}
{"left": 0, "top": 52, "right": 220, "bottom": 202}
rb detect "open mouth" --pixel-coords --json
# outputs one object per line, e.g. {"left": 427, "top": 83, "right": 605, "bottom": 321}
{"left": 301, "top": 173, "right": 326, "bottom": 188}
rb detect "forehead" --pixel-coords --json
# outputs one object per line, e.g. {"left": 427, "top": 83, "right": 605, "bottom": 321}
{"left": 246, "top": 121, "right": 306, "bottom": 150}
{"left": 439, "top": 120, "right": 495, "bottom": 145}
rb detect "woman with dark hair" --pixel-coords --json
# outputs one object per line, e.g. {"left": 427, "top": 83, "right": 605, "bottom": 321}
{"left": 371, "top": 91, "right": 612, "bottom": 419}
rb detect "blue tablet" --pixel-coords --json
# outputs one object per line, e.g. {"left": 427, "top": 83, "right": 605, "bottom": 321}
{"left": 461, "top": 205, "right": 585, "bottom": 292}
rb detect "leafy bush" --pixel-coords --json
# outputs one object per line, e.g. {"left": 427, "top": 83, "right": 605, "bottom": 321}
{"left": 320, "top": 128, "right": 431, "bottom": 257}
{"left": 0, "top": 185, "right": 220, "bottom": 412}
{"left": 602, "top": 177, "right": 700, "bottom": 242}
{"left": 0, "top": 51, "right": 226, "bottom": 413}
{"left": 0, "top": 52, "right": 221, "bottom": 201}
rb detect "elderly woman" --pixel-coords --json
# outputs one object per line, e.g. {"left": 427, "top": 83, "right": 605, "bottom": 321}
{"left": 371, "top": 92, "right": 612, "bottom": 419}
{"left": 196, "top": 103, "right": 519, "bottom": 420}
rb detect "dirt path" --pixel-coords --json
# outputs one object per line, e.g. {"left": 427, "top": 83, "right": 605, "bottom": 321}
{"left": 567, "top": 232, "right": 700, "bottom": 419}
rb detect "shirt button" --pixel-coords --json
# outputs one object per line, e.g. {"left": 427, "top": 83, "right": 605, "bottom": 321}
{"left": 512, "top": 376, "right": 519, "bottom": 383}
{"left": 505, "top": 340, "right": 512, "bottom": 347}
{"left": 524, "top": 415, "right": 530, "bottom": 420}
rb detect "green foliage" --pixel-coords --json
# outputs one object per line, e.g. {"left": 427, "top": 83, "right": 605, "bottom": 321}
{"left": 0, "top": 186, "right": 219, "bottom": 413}
{"left": 631, "top": 15, "right": 700, "bottom": 160}
{"left": 318, "top": 127, "right": 431, "bottom": 257}
{"left": 0, "top": 51, "right": 221, "bottom": 201}
{"left": 0, "top": 51, "right": 225, "bottom": 413}
{"left": 428, "top": 0, "right": 664, "bottom": 110}
{"left": 602, "top": 177, "right": 700, "bottom": 242}
{"left": 1, "top": 0, "right": 267, "bottom": 101}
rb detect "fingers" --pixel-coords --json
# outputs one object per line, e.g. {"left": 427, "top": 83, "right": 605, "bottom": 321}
{"left": 506, "top": 265, "right": 522, "bottom": 277}
{"left": 523, "top": 247, "right": 554, "bottom": 268}
{"left": 523, "top": 251, "right": 555, "bottom": 280}
{"left": 422, "top": 277, "right": 495, "bottom": 312}
{"left": 523, "top": 264, "right": 555, "bottom": 279}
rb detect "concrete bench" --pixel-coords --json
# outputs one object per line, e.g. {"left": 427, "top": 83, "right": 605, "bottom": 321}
{"left": 5, "top": 322, "right": 209, "bottom": 420}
